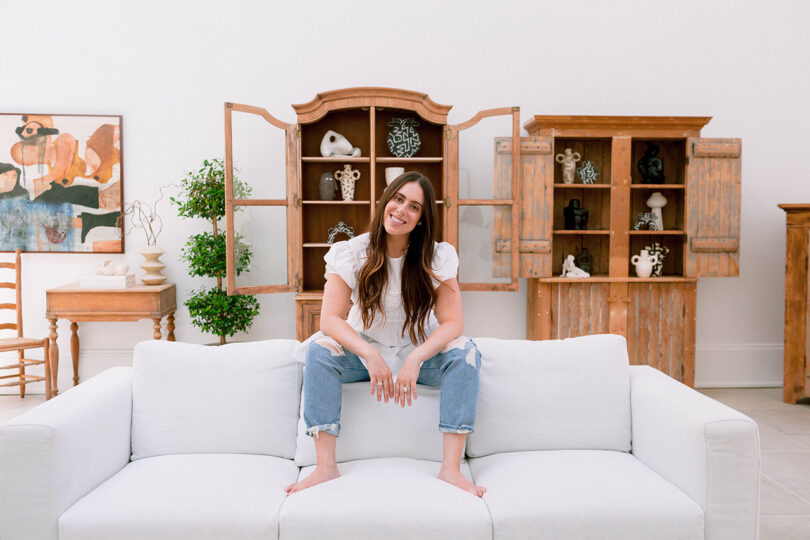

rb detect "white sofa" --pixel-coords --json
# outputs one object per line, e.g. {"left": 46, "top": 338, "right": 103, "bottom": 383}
{"left": 0, "top": 334, "right": 760, "bottom": 540}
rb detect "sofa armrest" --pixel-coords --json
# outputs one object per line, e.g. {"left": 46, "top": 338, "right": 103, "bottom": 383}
{"left": 0, "top": 367, "right": 133, "bottom": 540}
{"left": 630, "top": 365, "right": 760, "bottom": 540}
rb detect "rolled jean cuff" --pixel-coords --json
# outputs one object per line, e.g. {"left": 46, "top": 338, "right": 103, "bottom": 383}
{"left": 439, "top": 423, "right": 474, "bottom": 434}
{"left": 306, "top": 422, "right": 340, "bottom": 438}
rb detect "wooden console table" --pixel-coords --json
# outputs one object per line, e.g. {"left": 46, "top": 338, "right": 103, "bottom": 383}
{"left": 780, "top": 204, "right": 810, "bottom": 403}
{"left": 45, "top": 283, "right": 176, "bottom": 395}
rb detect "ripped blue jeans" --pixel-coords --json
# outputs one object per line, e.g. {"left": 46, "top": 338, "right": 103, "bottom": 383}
{"left": 303, "top": 337, "right": 481, "bottom": 438}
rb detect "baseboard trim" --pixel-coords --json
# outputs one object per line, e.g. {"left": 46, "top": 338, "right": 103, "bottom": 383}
{"left": 694, "top": 343, "right": 783, "bottom": 388}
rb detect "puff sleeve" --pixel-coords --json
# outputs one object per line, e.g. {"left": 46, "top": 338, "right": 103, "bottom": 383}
{"left": 431, "top": 242, "right": 459, "bottom": 288}
{"left": 323, "top": 240, "right": 359, "bottom": 290}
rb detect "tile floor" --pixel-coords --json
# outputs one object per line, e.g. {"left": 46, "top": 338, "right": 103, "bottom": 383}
{"left": 2, "top": 387, "right": 809, "bottom": 538}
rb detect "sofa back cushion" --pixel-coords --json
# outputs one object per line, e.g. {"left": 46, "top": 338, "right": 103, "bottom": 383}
{"left": 294, "top": 382, "right": 444, "bottom": 465}
{"left": 466, "top": 334, "right": 631, "bottom": 457}
{"left": 131, "top": 339, "right": 302, "bottom": 460}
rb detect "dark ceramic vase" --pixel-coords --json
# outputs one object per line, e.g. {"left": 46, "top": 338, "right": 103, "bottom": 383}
{"left": 563, "top": 199, "right": 589, "bottom": 230}
{"left": 637, "top": 143, "right": 665, "bottom": 184}
{"left": 575, "top": 248, "right": 594, "bottom": 274}
{"left": 319, "top": 172, "right": 338, "bottom": 201}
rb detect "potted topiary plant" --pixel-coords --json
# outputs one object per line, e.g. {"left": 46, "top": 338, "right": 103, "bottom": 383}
{"left": 171, "top": 158, "right": 259, "bottom": 344}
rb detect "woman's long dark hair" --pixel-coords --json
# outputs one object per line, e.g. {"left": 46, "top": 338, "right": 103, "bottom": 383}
{"left": 357, "top": 171, "right": 439, "bottom": 343}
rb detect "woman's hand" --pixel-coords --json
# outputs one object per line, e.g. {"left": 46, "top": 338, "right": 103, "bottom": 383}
{"left": 394, "top": 358, "right": 420, "bottom": 407}
{"left": 365, "top": 350, "right": 394, "bottom": 403}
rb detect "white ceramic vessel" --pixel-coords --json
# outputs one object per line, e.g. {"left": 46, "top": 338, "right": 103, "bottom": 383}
{"left": 631, "top": 249, "right": 660, "bottom": 278}
{"left": 140, "top": 246, "right": 167, "bottom": 285}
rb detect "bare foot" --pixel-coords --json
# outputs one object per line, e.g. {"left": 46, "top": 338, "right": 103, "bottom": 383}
{"left": 285, "top": 465, "right": 340, "bottom": 495}
{"left": 437, "top": 467, "right": 486, "bottom": 498}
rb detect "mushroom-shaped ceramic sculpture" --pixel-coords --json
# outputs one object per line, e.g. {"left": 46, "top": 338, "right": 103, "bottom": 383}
{"left": 646, "top": 191, "right": 668, "bottom": 232}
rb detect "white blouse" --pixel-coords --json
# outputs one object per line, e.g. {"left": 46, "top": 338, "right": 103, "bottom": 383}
{"left": 294, "top": 233, "right": 459, "bottom": 372}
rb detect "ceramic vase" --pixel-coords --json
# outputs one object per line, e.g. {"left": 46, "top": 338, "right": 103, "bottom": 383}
{"left": 555, "top": 149, "right": 581, "bottom": 184}
{"left": 631, "top": 249, "right": 660, "bottom": 278}
{"left": 140, "top": 246, "right": 167, "bottom": 285}
{"left": 385, "top": 166, "right": 405, "bottom": 185}
{"left": 335, "top": 164, "right": 361, "bottom": 201}
{"left": 318, "top": 172, "right": 338, "bottom": 200}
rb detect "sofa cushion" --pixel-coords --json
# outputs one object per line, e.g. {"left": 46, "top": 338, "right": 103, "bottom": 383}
{"left": 280, "top": 457, "right": 491, "bottom": 540}
{"left": 467, "top": 334, "right": 631, "bottom": 456}
{"left": 131, "top": 339, "right": 302, "bottom": 460}
{"left": 58, "top": 454, "right": 299, "bottom": 540}
{"left": 469, "top": 450, "right": 704, "bottom": 539}
{"left": 294, "top": 382, "right": 444, "bottom": 465}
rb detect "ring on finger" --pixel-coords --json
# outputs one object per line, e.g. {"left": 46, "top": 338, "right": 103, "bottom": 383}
{"left": 402, "top": 386, "right": 410, "bottom": 392}
{"left": 375, "top": 382, "right": 383, "bottom": 388}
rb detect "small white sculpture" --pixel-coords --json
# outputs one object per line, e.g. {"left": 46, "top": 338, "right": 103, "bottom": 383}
{"left": 97, "top": 260, "right": 115, "bottom": 275}
{"left": 631, "top": 249, "right": 660, "bottom": 278}
{"left": 555, "top": 149, "right": 581, "bottom": 184}
{"left": 560, "top": 254, "right": 590, "bottom": 278}
{"left": 646, "top": 191, "right": 667, "bottom": 232}
{"left": 320, "top": 130, "right": 361, "bottom": 157}
{"left": 96, "top": 260, "right": 129, "bottom": 276}
{"left": 335, "top": 164, "right": 361, "bottom": 201}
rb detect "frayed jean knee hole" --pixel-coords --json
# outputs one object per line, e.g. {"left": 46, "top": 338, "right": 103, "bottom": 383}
{"left": 314, "top": 338, "right": 344, "bottom": 357}
{"left": 441, "top": 336, "right": 469, "bottom": 354}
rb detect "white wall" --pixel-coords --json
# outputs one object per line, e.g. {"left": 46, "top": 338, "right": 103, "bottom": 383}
{"left": 1, "top": 0, "right": 806, "bottom": 390}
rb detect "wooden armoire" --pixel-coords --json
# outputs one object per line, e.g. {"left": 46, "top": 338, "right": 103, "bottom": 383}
{"left": 222, "top": 88, "right": 521, "bottom": 339}
{"left": 493, "top": 116, "right": 741, "bottom": 386}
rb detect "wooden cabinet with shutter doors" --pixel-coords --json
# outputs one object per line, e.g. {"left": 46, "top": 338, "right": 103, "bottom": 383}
{"left": 223, "top": 88, "right": 521, "bottom": 342}
{"left": 495, "top": 116, "right": 741, "bottom": 386}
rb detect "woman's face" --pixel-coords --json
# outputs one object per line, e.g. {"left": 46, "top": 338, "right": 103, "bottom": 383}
{"left": 383, "top": 181, "right": 424, "bottom": 238}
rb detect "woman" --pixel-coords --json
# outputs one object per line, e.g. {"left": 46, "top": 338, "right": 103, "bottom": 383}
{"left": 285, "top": 171, "right": 484, "bottom": 497}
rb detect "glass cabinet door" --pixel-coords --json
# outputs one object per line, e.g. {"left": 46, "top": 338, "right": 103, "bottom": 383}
{"left": 224, "top": 102, "right": 300, "bottom": 294}
{"left": 445, "top": 107, "right": 520, "bottom": 291}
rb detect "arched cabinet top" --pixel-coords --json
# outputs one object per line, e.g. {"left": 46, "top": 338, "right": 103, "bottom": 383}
{"left": 292, "top": 87, "right": 452, "bottom": 124}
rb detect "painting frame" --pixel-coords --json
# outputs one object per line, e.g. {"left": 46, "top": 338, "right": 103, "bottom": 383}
{"left": 0, "top": 112, "right": 124, "bottom": 253}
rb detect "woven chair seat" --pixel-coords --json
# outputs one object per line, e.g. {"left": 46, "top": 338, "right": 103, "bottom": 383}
{"left": 0, "top": 337, "right": 47, "bottom": 353}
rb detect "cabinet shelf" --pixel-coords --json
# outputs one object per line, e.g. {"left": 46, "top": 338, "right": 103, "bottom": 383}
{"left": 628, "top": 230, "right": 684, "bottom": 235}
{"left": 376, "top": 157, "right": 443, "bottom": 163}
{"left": 630, "top": 184, "right": 685, "bottom": 189}
{"left": 553, "top": 183, "right": 611, "bottom": 189}
{"left": 539, "top": 276, "right": 697, "bottom": 283}
{"left": 303, "top": 243, "right": 334, "bottom": 248}
{"left": 301, "top": 200, "right": 370, "bottom": 205}
{"left": 301, "top": 157, "right": 370, "bottom": 163}
{"left": 553, "top": 230, "right": 610, "bottom": 235}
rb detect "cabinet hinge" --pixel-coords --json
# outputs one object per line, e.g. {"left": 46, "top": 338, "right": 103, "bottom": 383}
{"left": 294, "top": 197, "right": 302, "bottom": 207}
{"left": 295, "top": 276, "right": 303, "bottom": 288}
{"left": 294, "top": 127, "right": 301, "bottom": 139}
{"left": 443, "top": 197, "right": 452, "bottom": 208}
{"left": 444, "top": 128, "right": 452, "bottom": 140}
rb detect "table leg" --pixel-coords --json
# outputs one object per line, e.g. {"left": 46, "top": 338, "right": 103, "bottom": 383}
{"left": 47, "top": 317, "right": 59, "bottom": 396}
{"left": 70, "top": 322, "right": 80, "bottom": 387}
{"left": 167, "top": 311, "right": 175, "bottom": 341}
{"left": 152, "top": 318, "right": 162, "bottom": 340}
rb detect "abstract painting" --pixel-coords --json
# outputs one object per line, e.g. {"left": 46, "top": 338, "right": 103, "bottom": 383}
{"left": 0, "top": 113, "right": 123, "bottom": 252}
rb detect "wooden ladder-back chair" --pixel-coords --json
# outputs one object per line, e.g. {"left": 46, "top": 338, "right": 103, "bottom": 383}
{"left": 0, "top": 250, "right": 52, "bottom": 399}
